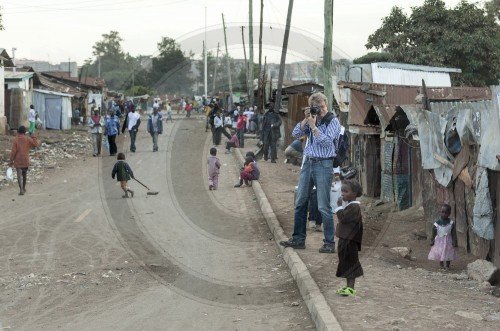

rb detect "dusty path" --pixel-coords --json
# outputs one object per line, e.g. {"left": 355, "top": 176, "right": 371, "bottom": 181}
{"left": 255, "top": 153, "right": 500, "bottom": 330}
{"left": 0, "top": 116, "right": 313, "bottom": 330}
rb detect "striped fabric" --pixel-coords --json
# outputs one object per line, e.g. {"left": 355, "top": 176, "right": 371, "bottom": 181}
{"left": 292, "top": 115, "right": 341, "bottom": 158}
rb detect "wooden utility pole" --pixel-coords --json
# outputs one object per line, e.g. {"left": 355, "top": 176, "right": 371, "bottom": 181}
{"left": 249, "top": 0, "right": 254, "bottom": 108}
{"left": 222, "top": 13, "right": 233, "bottom": 107}
{"left": 212, "top": 42, "right": 220, "bottom": 96}
{"left": 257, "top": 0, "right": 264, "bottom": 110}
{"left": 274, "top": 0, "right": 294, "bottom": 112}
{"left": 323, "top": 0, "right": 334, "bottom": 112}
{"left": 241, "top": 26, "right": 249, "bottom": 102}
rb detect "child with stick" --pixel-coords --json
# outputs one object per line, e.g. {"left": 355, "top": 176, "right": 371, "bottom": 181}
{"left": 111, "top": 153, "right": 135, "bottom": 198}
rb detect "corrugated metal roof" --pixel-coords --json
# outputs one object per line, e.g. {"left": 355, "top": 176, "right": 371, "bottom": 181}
{"left": 4, "top": 71, "right": 34, "bottom": 80}
{"left": 373, "top": 62, "right": 461, "bottom": 73}
{"left": 369, "top": 63, "right": 461, "bottom": 87}
{"left": 342, "top": 82, "right": 491, "bottom": 127}
{"left": 33, "top": 88, "right": 74, "bottom": 97}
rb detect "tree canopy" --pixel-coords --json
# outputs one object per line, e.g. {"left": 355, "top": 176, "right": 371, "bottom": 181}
{"left": 365, "top": 0, "right": 500, "bottom": 86}
{"left": 150, "top": 37, "right": 194, "bottom": 94}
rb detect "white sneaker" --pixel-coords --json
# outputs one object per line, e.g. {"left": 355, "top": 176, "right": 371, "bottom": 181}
{"left": 308, "top": 221, "right": 316, "bottom": 229}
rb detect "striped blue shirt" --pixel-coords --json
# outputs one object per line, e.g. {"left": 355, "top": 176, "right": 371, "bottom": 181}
{"left": 292, "top": 114, "right": 341, "bottom": 158}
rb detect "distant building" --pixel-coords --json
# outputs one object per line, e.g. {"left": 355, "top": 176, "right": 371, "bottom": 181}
{"left": 16, "top": 59, "right": 78, "bottom": 78}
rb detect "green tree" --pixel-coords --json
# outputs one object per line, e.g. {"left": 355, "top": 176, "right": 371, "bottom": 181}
{"left": 85, "top": 31, "right": 134, "bottom": 91}
{"left": 486, "top": 0, "right": 500, "bottom": 20}
{"left": 150, "top": 37, "right": 194, "bottom": 94}
{"left": 0, "top": 8, "right": 4, "bottom": 30}
{"left": 195, "top": 50, "right": 221, "bottom": 95}
{"left": 366, "top": 0, "right": 500, "bottom": 86}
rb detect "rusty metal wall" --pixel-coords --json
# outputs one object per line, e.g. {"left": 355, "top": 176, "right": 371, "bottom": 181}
{"left": 346, "top": 84, "right": 491, "bottom": 127}
{"left": 363, "top": 135, "right": 381, "bottom": 197}
{"left": 284, "top": 94, "right": 309, "bottom": 147}
{"left": 6, "top": 88, "right": 28, "bottom": 130}
{"left": 410, "top": 146, "right": 423, "bottom": 207}
{"left": 489, "top": 170, "right": 500, "bottom": 267}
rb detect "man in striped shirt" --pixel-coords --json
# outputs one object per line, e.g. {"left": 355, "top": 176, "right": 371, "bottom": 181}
{"left": 280, "top": 92, "right": 341, "bottom": 253}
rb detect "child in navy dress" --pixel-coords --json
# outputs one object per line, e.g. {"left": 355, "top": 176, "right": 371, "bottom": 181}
{"left": 428, "top": 204, "right": 458, "bottom": 270}
{"left": 334, "top": 180, "right": 363, "bottom": 296}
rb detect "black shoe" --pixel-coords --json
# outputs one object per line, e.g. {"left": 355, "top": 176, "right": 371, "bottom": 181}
{"left": 271, "top": 160, "right": 276, "bottom": 163}
{"left": 234, "top": 183, "right": 242, "bottom": 188}
{"left": 319, "top": 244, "right": 335, "bottom": 253}
{"left": 279, "top": 238, "right": 305, "bottom": 249}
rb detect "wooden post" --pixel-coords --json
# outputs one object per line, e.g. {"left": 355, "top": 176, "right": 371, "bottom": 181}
{"left": 274, "top": 0, "right": 294, "bottom": 112}
{"left": 323, "top": 0, "right": 334, "bottom": 111}
{"left": 249, "top": 0, "right": 254, "bottom": 108}
{"left": 257, "top": 0, "right": 264, "bottom": 110}
{"left": 222, "top": 13, "right": 233, "bottom": 106}
{"left": 212, "top": 43, "right": 220, "bottom": 96}
{"left": 241, "top": 26, "right": 250, "bottom": 102}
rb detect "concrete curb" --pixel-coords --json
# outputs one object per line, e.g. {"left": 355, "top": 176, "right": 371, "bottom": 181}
{"left": 235, "top": 149, "right": 343, "bottom": 331}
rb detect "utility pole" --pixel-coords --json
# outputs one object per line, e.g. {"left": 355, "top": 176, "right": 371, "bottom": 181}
{"left": 212, "top": 42, "right": 220, "bottom": 96}
{"left": 241, "top": 26, "right": 249, "bottom": 103}
{"left": 204, "top": 6, "right": 208, "bottom": 99}
{"left": 249, "top": 0, "right": 254, "bottom": 108}
{"left": 274, "top": 0, "right": 294, "bottom": 112}
{"left": 12, "top": 48, "right": 17, "bottom": 74}
{"left": 98, "top": 54, "right": 101, "bottom": 79}
{"left": 257, "top": 0, "right": 264, "bottom": 110}
{"left": 68, "top": 57, "right": 71, "bottom": 76}
{"left": 222, "top": 13, "right": 233, "bottom": 107}
{"left": 323, "top": 0, "right": 334, "bottom": 112}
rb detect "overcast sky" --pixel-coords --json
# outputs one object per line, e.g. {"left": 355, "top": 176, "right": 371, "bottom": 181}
{"left": 1, "top": 0, "right": 467, "bottom": 65}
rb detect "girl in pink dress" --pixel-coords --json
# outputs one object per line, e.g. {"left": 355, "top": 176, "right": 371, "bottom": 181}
{"left": 428, "top": 204, "right": 458, "bottom": 270}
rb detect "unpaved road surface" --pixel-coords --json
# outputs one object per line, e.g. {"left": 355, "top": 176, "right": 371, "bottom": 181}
{"left": 256, "top": 152, "right": 500, "bottom": 331}
{"left": 0, "top": 116, "right": 313, "bottom": 330}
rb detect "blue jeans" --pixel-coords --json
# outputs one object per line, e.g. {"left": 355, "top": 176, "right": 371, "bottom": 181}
{"left": 293, "top": 158, "right": 334, "bottom": 245}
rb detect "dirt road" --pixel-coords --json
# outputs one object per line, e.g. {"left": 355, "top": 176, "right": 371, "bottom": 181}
{"left": 0, "top": 116, "right": 313, "bottom": 330}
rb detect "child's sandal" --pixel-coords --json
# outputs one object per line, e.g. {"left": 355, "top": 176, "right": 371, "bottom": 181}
{"left": 336, "top": 287, "right": 348, "bottom": 294}
{"left": 337, "top": 287, "right": 356, "bottom": 296}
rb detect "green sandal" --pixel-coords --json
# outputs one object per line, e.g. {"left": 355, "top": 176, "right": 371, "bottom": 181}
{"left": 336, "top": 287, "right": 348, "bottom": 294}
{"left": 337, "top": 287, "right": 356, "bottom": 296}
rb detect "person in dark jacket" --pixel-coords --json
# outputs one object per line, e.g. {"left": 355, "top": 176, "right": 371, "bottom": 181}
{"left": 111, "top": 153, "right": 135, "bottom": 198}
{"left": 146, "top": 107, "right": 163, "bottom": 152}
{"left": 334, "top": 180, "right": 363, "bottom": 296}
{"left": 261, "top": 103, "right": 282, "bottom": 163}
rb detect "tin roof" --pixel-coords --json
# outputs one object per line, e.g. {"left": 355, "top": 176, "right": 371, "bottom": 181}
{"left": 340, "top": 82, "right": 491, "bottom": 127}
{"left": 4, "top": 71, "right": 34, "bottom": 80}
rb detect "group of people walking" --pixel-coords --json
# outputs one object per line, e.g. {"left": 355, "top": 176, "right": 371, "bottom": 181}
{"left": 88, "top": 102, "right": 167, "bottom": 157}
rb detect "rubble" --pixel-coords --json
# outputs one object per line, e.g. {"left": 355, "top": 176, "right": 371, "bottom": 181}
{"left": 1, "top": 131, "right": 92, "bottom": 189}
{"left": 467, "top": 259, "right": 500, "bottom": 285}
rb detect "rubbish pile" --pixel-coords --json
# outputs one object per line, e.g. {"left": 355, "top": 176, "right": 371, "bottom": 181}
{"left": 0, "top": 131, "right": 92, "bottom": 188}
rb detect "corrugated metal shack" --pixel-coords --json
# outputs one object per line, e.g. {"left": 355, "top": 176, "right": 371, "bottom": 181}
{"left": 400, "top": 90, "right": 500, "bottom": 265}
{"left": 337, "top": 81, "right": 491, "bottom": 209}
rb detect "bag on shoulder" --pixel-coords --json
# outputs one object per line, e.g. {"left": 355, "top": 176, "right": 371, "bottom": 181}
{"left": 333, "top": 129, "right": 348, "bottom": 167}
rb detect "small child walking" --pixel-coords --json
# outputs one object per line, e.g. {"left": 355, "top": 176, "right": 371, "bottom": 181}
{"left": 334, "top": 180, "right": 364, "bottom": 296}
{"left": 111, "top": 153, "right": 135, "bottom": 198}
{"left": 207, "top": 147, "right": 221, "bottom": 190}
{"left": 428, "top": 204, "right": 458, "bottom": 270}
